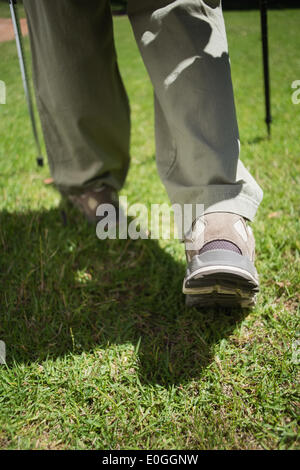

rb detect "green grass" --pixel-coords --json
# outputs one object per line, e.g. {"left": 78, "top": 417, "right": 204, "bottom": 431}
{"left": 0, "top": 1, "right": 25, "bottom": 18}
{"left": 0, "top": 8, "right": 299, "bottom": 450}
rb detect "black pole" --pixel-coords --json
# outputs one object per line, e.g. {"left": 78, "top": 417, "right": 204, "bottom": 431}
{"left": 9, "top": 0, "right": 44, "bottom": 166}
{"left": 260, "top": 0, "right": 272, "bottom": 138}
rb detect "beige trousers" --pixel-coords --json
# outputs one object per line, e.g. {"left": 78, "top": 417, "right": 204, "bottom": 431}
{"left": 23, "top": 0, "right": 263, "bottom": 220}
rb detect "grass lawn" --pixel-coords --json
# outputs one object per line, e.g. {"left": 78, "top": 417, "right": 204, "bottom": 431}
{"left": 0, "top": 7, "right": 299, "bottom": 450}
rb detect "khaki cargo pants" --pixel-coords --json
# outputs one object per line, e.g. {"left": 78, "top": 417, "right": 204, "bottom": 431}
{"left": 23, "top": 0, "right": 263, "bottom": 220}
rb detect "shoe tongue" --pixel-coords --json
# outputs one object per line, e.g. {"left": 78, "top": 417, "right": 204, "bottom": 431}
{"left": 199, "top": 240, "right": 242, "bottom": 255}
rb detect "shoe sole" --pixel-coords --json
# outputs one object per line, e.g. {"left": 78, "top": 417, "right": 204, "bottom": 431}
{"left": 183, "top": 250, "right": 259, "bottom": 308}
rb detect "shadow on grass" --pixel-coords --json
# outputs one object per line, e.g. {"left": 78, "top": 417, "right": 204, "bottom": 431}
{"left": 245, "top": 135, "right": 269, "bottom": 145}
{"left": 0, "top": 206, "right": 247, "bottom": 385}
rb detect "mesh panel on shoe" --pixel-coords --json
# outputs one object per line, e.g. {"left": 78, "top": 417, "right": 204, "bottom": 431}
{"left": 199, "top": 240, "right": 242, "bottom": 255}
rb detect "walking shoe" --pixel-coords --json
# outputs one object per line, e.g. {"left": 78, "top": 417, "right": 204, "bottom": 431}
{"left": 183, "top": 212, "right": 259, "bottom": 308}
{"left": 65, "top": 185, "right": 119, "bottom": 224}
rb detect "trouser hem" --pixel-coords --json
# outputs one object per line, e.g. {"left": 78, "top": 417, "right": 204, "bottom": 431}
{"left": 203, "top": 194, "right": 261, "bottom": 222}
{"left": 56, "top": 180, "right": 121, "bottom": 197}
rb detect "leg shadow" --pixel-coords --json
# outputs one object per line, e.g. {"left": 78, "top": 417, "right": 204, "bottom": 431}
{"left": 0, "top": 206, "right": 247, "bottom": 385}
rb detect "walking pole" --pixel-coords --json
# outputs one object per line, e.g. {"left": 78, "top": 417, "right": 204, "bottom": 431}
{"left": 259, "top": 0, "right": 272, "bottom": 138}
{"left": 9, "top": 0, "right": 44, "bottom": 166}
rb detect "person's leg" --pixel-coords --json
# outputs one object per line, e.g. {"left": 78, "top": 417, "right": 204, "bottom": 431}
{"left": 23, "top": 0, "right": 130, "bottom": 195}
{"left": 128, "top": 0, "right": 263, "bottom": 306}
{"left": 128, "top": 0, "right": 263, "bottom": 222}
